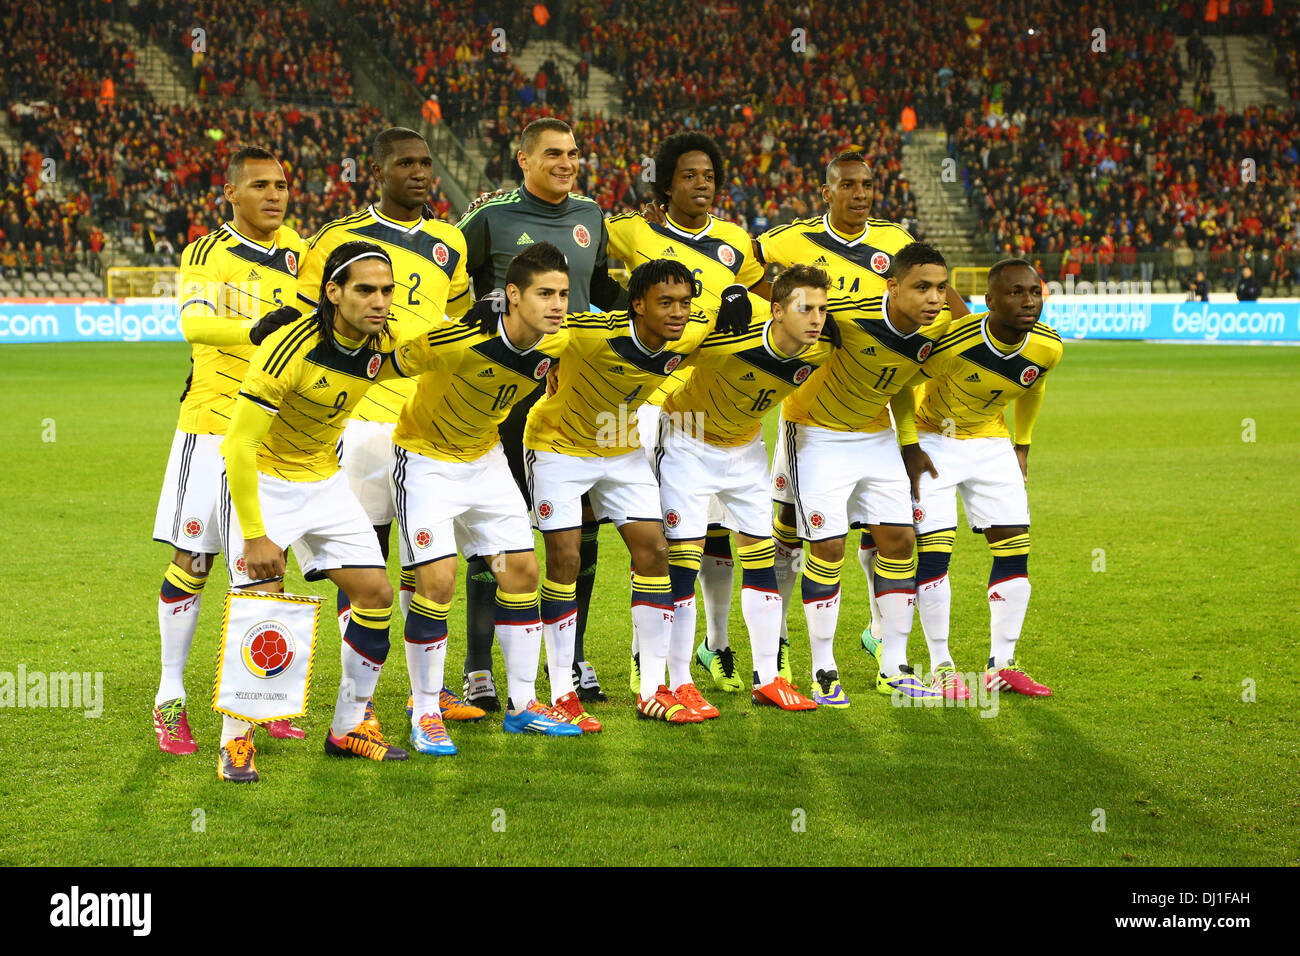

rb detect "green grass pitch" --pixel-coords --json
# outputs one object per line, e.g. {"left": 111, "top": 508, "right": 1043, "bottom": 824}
{"left": 1, "top": 341, "right": 1297, "bottom": 866}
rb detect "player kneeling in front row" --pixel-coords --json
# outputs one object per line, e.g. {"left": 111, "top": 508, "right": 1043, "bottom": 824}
{"left": 901, "top": 258, "right": 1061, "bottom": 698}
{"left": 388, "top": 242, "right": 582, "bottom": 750}
{"left": 216, "top": 242, "right": 406, "bottom": 782}
{"left": 655, "top": 265, "right": 842, "bottom": 711}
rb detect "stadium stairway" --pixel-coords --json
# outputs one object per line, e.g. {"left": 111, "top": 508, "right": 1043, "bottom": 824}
{"left": 512, "top": 39, "right": 622, "bottom": 115}
{"left": 104, "top": 22, "right": 193, "bottom": 107}
{"left": 1181, "top": 34, "right": 1287, "bottom": 111}
{"left": 1221, "top": 35, "right": 1288, "bottom": 109}
{"left": 460, "top": 38, "right": 623, "bottom": 190}
{"left": 903, "top": 129, "right": 976, "bottom": 262}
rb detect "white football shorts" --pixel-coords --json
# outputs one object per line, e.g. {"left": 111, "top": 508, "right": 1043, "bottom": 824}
{"left": 392, "top": 442, "right": 536, "bottom": 567}
{"left": 781, "top": 421, "right": 912, "bottom": 540}
{"left": 338, "top": 419, "right": 397, "bottom": 526}
{"left": 654, "top": 416, "right": 770, "bottom": 540}
{"left": 220, "top": 470, "right": 384, "bottom": 587}
{"left": 913, "top": 432, "right": 1030, "bottom": 533}
{"left": 525, "top": 447, "right": 661, "bottom": 532}
{"left": 153, "top": 430, "right": 225, "bottom": 553}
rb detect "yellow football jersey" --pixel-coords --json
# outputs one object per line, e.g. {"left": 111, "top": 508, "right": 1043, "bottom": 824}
{"left": 176, "top": 223, "right": 306, "bottom": 434}
{"left": 391, "top": 320, "right": 570, "bottom": 463}
{"left": 915, "top": 313, "right": 1063, "bottom": 440}
{"left": 607, "top": 212, "right": 764, "bottom": 406}
{"left": 756, "top": 214, "right": 913, "bottom": 300}
{"left": 524, "top": 308, "right": 716, "bottom": 457}
{"left": 782, "top": 289, "right": 952, "bottom": 433}
{"left": 662, "top": 317, "right": 836, "bottom": 447}
{"left": 297, "top": 204, "right": 470, "bottom": 426}
{"left": 232, "top": 317, "right": 392, "bottom": 482}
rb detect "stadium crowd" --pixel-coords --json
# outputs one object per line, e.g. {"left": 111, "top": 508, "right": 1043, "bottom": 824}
{"left": 4, "top": 0, "right": 1300, "bottom": 291}
{"left": 128, "top": 0, "right": 356, "bottom": 103}
{"left": 951, "top": 100, "right": 1300, "bottom": 290}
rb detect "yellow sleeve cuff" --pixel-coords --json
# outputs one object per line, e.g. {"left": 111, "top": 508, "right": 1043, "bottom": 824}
{"left": 180, "top": 313, "right": 253, "bottom": 346}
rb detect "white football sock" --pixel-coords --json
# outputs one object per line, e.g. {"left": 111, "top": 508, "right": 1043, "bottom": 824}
{"left": 332, "top": 641, "right": 383, "bottom": 738}
{"left": 405, "top": 635, "right": 445, "bottom": 724}
{"left": 633, "top": 602, "right": 672, "bottom": 700}
{"left": 876, "top": 591, "right": 915, "bottom": 675}
{"left": 698, "top": 556, "right": 733, "bottom": 651}
{"left": 543, "top": 611, "right": 577, "bottom": 702}
{"left": 773, "top": 539, "right": 801, "bottom": 642}
{"left": 804, "top": 591, "right": 840, "bottom": 676}
{"left": 221, "top": 715, "right": 253, "bottom": 746}
{"left": 156, "top": 592, "right": 201, "bottom": 706}
{"left": 668, "top": 594, "right": 697, "bottom": 690}
{"left": 858, "top": 545, "right": 882, "bottom": 640}
{"left": 498, "top": 620, "right": 542, "bottom": 713}
{"left": 918, "top": 573, "right": 953, "bottom": 670}
{"left": 989, "top": 577, "right": 1031, "bottom": 667}
{"left": 743, "top": 586, "right": 783, "bottom": 685}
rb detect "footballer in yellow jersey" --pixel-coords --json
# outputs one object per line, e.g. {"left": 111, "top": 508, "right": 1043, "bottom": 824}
{"left": 609, "top": 131, "right": 771, "bottom": 697}
{"left": 216, "top": 242, "right": 409, "bottom": 779}
{"left": 293, "top": 131, "right": 470, "bottom": 605}
{"left": 656, "top": 265, "right": 838, "bottom": 710}
{"left": 174, "top": 221, "right": 307, "bottom": 436}
{"left": 524, "top": 258, "right": 737, "bottom": 723}
{"left": 385, "top": 243, "right": 582, "bottom": 740}
{"left": 291, "top": 130, "right": 473, "bottom": 656}
{"left": 150, "top": 147, "right": 308, "bottom": 757}
{"left": 608, "top": 132, "right": 766, "bottom": 420}
{"left": 775, "top": 243, "right": 956, "bottom": 706}
{"left": 523, "top": 305, "right": 716, "bottom": 459}
{"left": 756, "top": 150, "right": 969, "bottom": 704}
{"left": 903, "top": 259, "right": 1062, "bottom": 700}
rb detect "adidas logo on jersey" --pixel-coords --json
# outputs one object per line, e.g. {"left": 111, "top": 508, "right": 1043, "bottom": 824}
{"left": 662, "top": 245, "right": 678, "bottom": 257}
{"left": 516, "top": 232, "right": 534, "bottom": 245}
{"left": 310, "top": 375, "right": 330, "bottom": 389}
{"left": 861, "top": 346, "right": 876, "bottom": 356}
{"left": 610, "top": 364, "right": 624, "bottom": 374}
{"left": 740, "top": 372, "right": 756, "bottom": 382}
{"left": 813, "top": 256, "right": 828, "bottom": 265}
{"left": 246, "top": 269, "right": 260, "bottom": 281}
{"left": 477, "top": 368, "right": 494, "bottom": 377}
{"left": 966, "top": 372, "right": 981, "bottom": 382}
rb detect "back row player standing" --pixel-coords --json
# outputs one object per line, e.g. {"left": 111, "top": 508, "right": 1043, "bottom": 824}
{"left": 606, "top": 131, "right": 767, "bottom": 695}
{"left": 151, "top": 147, "right": 307, "bottom": 754}
{"left": 760, "top": 152, "right": 971, "bottom": 701}
{"left": 293, "top": 128, "right": 489, "bottom": 726}
{"left": 454, "top": 117, "right": 628, "bottom": 715}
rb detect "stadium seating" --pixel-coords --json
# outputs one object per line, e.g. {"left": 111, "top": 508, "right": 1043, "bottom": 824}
{"left": 3, "top": 0, "right": 1297, "bottom": 291}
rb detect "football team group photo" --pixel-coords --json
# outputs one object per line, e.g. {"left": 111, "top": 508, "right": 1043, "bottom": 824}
{"left": 4, "top": 0, "right": 1295, "bottom": 884}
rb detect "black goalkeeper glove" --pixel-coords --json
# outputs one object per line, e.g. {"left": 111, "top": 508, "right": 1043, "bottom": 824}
{"left": 250, "top": 305, "right": 301, "bottom": 345}
{"left": 718, "top": 283, "right": 751, "bottom": 335}
{"left": 461, "top": 289, "right": 506, "bottom": 335}
{"left": 821, "top": 313, "right": 843, "bottom": 349}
